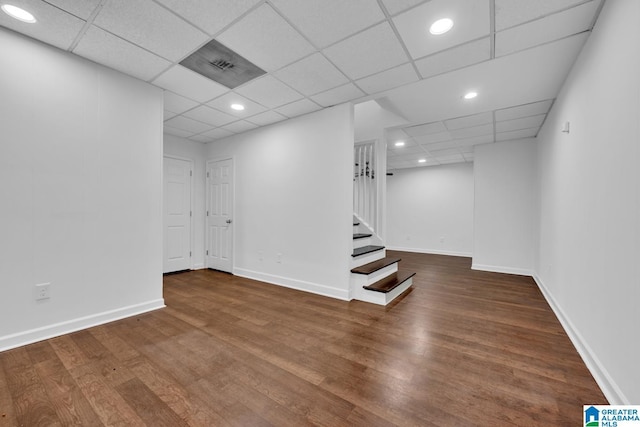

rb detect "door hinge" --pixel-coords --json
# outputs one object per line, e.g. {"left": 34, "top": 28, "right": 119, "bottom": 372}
{"left": 190, "top": 170, "right": 193, "bottom": 177}
{"left": 190, "top": 211, "right": 192, "bottom": 217}
{"left": 207, "top": 210, "right": 209, "bottom": 216}
{"left": 206, "top": 250, "right": 209, "bottom": 255}
{"left": 207, "top": 172, "right": 210, "bottom": 178}
{"left": 190, "top": 251, "right": 192, "bottom": 257}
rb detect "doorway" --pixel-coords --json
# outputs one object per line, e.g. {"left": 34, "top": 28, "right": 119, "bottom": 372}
{"left": 163, "top": 156, "right": 193, "bottom": 273}
{"left": 206, "top": 158, "right": 234, "bottom": 273}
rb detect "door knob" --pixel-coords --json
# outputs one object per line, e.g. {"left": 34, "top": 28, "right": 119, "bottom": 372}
{"left": 226, "top": 219, "right": 232, "bottom": 224}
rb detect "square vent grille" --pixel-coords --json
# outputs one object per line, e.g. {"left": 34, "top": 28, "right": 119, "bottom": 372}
{"left": 180, "top": 39, "right": 265, "bottom": 89}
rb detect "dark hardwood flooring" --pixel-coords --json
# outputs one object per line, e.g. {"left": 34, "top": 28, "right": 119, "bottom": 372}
{"left": 0, "top": 251, "right": 607, "bottom": 426}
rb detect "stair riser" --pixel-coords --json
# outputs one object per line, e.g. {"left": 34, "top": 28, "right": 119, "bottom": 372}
{"left": 352, "top": 237, "right": 372, "bottom": 249}
{"left": 352, "top": 277, "right": 413, "bottom": 306}
{"left": 351, "top": 263, "right": 398, "bottom": 289}
{"left": 351, "top": 249, "right": 386, "bottom": 269}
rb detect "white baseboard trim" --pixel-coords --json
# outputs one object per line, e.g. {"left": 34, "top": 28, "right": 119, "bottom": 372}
{"left": 533, "top": 275, "right": 627, "bottom": 405}
{"left": 0, "top": 299, "right": 165, "bottom": 353}
{"left": 191, "top": 263, "right": 205, "bottom": 270}
{"left": 386, "top": 246, "right": 472, "bottom": 258}
{"left": 471, "top": 263, "right": 533, "bottom": 277}
{"left": 234, "top": 268, "right": 350, "bottom": 301}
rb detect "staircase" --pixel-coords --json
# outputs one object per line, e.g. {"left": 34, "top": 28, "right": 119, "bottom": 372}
{"left": 350, "top": 216, "right": 414, "bottom": 305}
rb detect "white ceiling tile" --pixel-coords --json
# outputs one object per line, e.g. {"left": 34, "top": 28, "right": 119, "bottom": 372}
{"left": 183, "top": 105, "right": 237, "bottom": 127}
{"left": 495, "top": 0, "right": 592, "bottom": 30}
{"left": 73, "top": 26, "right": 171, "bottom": 81}
{"left": 495, "top": 114, "right": 545, "bottom": 133}
{"left": 496, "top": 100, "right": 553, "bottom": 121}
{"left": 153, "top": 0, "right": 261, "bottom": 35}
{"left": 188, "top": 134, "right": 215, "bottom": 143}
{"left": 164, "top": 91, "right": 199, "bottom": 114}
{"left": 275, "top": 53, "right": 349, "bottom": 96}
{"left": 454, "top": 134, "right": 494, "bottom": 147}
{"left": 380, "top": 0, "right": 428, "bottom": 16}
{"left": 165, "top": 116, "right": 214, "bottom": 134}
{"left": 153, "top": 66, "right": 229, "bottom": 103}
{"left": 235, "top": 75, "right": 303, "bottom": 108}
{"left": 222, "top": 120, "right": 258, "bottom": 133}
{"left": 429, "top": 148, "right": 463, "bottom": 157}
{"left": 415, "top": 37, "right": 490, "bottom": 79}
{"left": 437, "top": 155, "right": 466, "bottom": 164}
{"left": 449, "top": 123, "right": 494, "bottom": 139}
{"left": 404, "top": 122, "right": 447, "bottom": 137}
{"left": 393, "top": 152, "right": 430, "bottom": 163}
{"left": 323, "top": 22, "right": 409, "bottom": 80}
{"left": 199, "top": 128, "right": 235, "bottom": 141}
{"left": 310, "top": 83, "right": 365, "bottom": 107}
{"left": 217, "top": 4, "right": 314, "bottom": 72}
{"left": 414, "top": 131, "right": 452, "bottom": 145}
{"left": 247, "top": 110, "right": 288, "bottom": 126}
{"left": 386, "top": 128, "right": 409, "bottom": 141}
{"left": 389, "top": 137, "right": 419, "bottom": 149}
{"left": 390, "top": 146, "right": 428, "bottom": 156}
{"left": 44, "top": 0, "right": 101, "bottom": 19}
{"left": 356, "top": 63, "right": 419, "bottom": 95}
{"left": 93, "top": 0, "right": 209, "bottom": 62}
{"left": 275, "top": 98, "right": 323, "bottom": 118}
{"left": 164, "top": 126, "right": 195, "bottom": 138}
{"left": 0, "top": 0, "right": 85, "bottom": 50}
{"left": 495, "top": 1, "right": 599, "bottom": 57}
{"left": 270, "top": 0, "right": 385, "bottom": 48}
{"left": 421, "top": 140, "right": 460, "bottom": 152}
{"left": 393, "top": 0, "right": 490, "bottom": 59}
{"left": 207, "top": 92, "right": 267, "bottom": 118}
{"left": 495, "top": 128, "right": 538, "bottom": 141}
{"left": 163, "top": 110, "right": 178, "bottom": 121}
{"left": 445, "top": 111, "right": 493, "bottom": 131}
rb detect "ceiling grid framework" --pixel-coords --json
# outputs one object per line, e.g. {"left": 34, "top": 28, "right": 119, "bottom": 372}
{"left": 0, "top": 0, "right": 604, "bottom": 167}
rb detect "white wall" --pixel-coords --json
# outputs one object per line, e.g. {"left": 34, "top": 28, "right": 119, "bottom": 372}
{"left": 535, "top": 0, "right": 640, "bottom": 404}
{"left": 473, "top": 139, "right": 537, "bottom": 275}
{"left": 386, "top": 163, "right": 474, "bottom": 256}
{"left": 0, "top": 28, "right": 164, "bottom": 351}
{"left": 163, "top": 135, "right": 207, "bottom": 269}
{"left": 205, "top": 105, "right": 354, "bottom": 300}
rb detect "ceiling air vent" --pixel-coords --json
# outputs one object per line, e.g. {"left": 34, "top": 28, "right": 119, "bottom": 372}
{"left": 180, "top": 39, "right": 265, "bottom": 89}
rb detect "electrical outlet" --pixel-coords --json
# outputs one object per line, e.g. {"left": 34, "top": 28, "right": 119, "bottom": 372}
{"left": 35, "top": 283, "right": 51, "bottom": 301}
{"left": 439, "top": 237, "right": 445, "bottom": 243}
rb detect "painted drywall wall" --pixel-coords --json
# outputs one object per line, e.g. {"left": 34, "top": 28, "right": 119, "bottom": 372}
{"left": 386, "top": 162, "right": 474, "bottom": 256}
{"left": 535, "top": 0, "right": 640, "bottom": 404}
{"left": 205, "top": 104, "right": 354, "bottom": 300}
{"left": 163, "top": 136, "right": 207, "bottom": 270}
{"left": 472, "top": 139, "right": 537, "bottom": 275}
{"left": 0, "top": 28, "right": 164, "bottom": 351}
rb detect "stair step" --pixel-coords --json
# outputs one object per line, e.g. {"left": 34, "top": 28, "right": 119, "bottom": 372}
{"left": 351, "top": 245, "right": 384, "bottom": 257}
{"left": 351, "top": 257, "right": 401, "bottom": 274}
{"left": 364, "top": 271, "right": 415, "bottom": 293}
{"left": 353, "top": 233, "right": 372, "bottom": 240}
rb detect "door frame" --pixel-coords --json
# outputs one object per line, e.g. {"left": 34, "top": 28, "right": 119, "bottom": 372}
{"left": 206, "top": 156, "right": 235, "bottom": 274}
{"left": 163, "top": 154, "right": 195, "bottom": 271}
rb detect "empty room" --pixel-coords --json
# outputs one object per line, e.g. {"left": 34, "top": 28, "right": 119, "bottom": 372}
{"left": 1, "top": 0, "right": 638, "bottom": 425}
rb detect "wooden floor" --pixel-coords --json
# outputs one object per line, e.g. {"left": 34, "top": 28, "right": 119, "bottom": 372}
{"left": 0, "top": 252, "right": 607, "bottom": 426}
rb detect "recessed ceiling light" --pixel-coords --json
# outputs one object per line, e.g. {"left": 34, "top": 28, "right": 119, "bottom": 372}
{"left": 464, "top": 91, "right": 478, "bottom": 100}
{"left": 418, "top": 159, "right": 427, "bottom": 163}
{"left": 394, "top": 141, "right": 405, "bottom": 147}
{"left": 1, "top": 4, "right": 36, "bottom": 23}
{"left": 230, "top": 103, "right": 245, "bottom": 111}
{"left": 429, "top": 18, "right": 453, "bottom": 35}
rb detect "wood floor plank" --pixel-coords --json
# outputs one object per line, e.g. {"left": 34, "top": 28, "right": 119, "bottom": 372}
{"left": 0, "top": 252, "right": 608, "bottom": 426}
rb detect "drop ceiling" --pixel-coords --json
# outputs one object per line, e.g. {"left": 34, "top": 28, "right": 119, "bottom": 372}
{"left": 0, "top": 0, "right": 604, "bottom": 168}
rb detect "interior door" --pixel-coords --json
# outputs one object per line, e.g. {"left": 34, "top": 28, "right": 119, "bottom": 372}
{"left": 163, "top": 157, "right": 192, "bottom": 273}
{"left": 206, "top": 158, "right": 233, "bottom": 272}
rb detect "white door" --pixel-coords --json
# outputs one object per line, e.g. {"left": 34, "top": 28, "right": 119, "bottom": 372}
{"left": 206, "top": 159, "right": 233, "bottom": 272}
{"left": 163, "top": 157, "right": 192, "bottom": 273}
